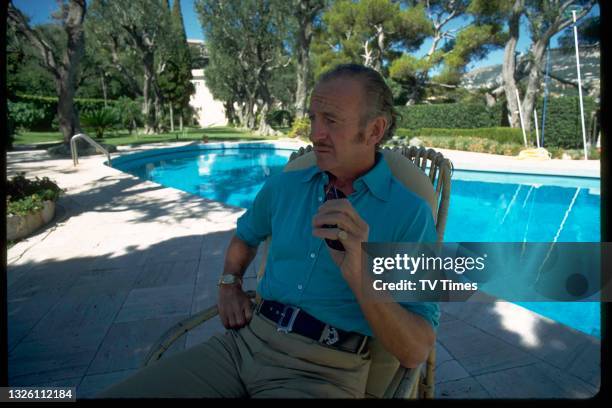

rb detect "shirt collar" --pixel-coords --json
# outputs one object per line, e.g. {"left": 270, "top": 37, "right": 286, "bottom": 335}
{"left": 300, "top": 151, "right": 392, "bottom": 202}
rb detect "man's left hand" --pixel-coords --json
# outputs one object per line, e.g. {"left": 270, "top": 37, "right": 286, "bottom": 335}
{"left": 312, "top": 198, "right": 369, "bottom": 283}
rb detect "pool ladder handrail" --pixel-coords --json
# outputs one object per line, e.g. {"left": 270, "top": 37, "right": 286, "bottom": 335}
{"left": 70, "top": 133, "right": 112, "bottom": 166}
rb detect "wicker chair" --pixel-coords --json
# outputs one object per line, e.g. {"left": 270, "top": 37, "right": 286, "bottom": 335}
{"left": 142, "top": 145, "right": 453, "bottom": 399}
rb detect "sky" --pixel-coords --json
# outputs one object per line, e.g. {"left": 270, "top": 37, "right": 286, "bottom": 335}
{"left": 12, "top": 0, "right": 600, "bottom": 71}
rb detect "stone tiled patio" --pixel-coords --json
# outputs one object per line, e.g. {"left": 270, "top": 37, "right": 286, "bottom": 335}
{"left": 6, "top": 141, "right": 600, "bottom": 399}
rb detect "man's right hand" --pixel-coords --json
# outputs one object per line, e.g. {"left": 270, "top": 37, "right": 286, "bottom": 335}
{"left": 218, "top": 284, "right": 253, "bottom": 329}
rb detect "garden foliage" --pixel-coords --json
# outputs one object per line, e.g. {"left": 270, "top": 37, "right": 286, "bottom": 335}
{"left": 80, "top": 107, "right": 118, "bottom": 139}
{"left": 396, "top": 102, "right": 503, "bottom": 129}
{"left": 8, "top": 94, "right": 116, "bottom": 131}
{"left": 6, "top": 173, "right": 63, "bottom": 216}
{"left": 396, "top": 96, "right": 598, "bottom": 148}
{"left": 395, "top": 127, "right": 527, "bottom": 145}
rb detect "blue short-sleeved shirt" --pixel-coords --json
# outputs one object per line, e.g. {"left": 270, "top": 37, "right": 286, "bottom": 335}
{"left": 236, "top": 152, "right": 440, "bottom": 336}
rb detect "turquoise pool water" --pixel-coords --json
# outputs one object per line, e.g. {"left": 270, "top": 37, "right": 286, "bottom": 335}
{"left": 113, "top": 144, "right": 601, "bottom": 338}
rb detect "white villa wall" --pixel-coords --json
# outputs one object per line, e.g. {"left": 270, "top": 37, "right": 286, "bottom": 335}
{"left": 189, "top": 68, "right": 227, "bottom": 128}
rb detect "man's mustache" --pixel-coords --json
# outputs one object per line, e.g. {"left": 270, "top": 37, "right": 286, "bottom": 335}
{"left": 313, "top": 143, "right": 333, "bottom": 149}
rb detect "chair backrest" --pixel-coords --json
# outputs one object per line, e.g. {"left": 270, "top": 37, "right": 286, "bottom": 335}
{"left": 258, "top": 145, "right": 452, "bottom": 398}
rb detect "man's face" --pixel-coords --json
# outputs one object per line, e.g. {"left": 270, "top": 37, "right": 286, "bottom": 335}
{"left": 308, "top": 77, "right": 373, "bottom": 174}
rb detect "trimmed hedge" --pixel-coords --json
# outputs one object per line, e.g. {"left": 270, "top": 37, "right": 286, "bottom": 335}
{"left": 396, "top": 102, "right": 503, "bottom": 129}
{"left": 535, "top": 96, "right": 598, "bottom": 149}
{"left": 394, "top": 96, "right": 598, "bottom": 149}
{"left": 395, "top": 127, "right": 528, "bottom": 145}
{"left": 8, "top": 94, "right": 117, "bottom": 131}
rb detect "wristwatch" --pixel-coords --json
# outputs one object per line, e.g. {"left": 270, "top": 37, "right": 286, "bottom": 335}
{"left": 217, "top": 274, "right": 242, "bottom": 287}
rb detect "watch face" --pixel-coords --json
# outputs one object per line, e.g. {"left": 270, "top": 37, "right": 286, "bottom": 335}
{"left": 220, "top": 275, "right": 238, "bottom": 285}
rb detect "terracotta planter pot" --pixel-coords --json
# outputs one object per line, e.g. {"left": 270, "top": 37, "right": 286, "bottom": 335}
{"left": 7, "top": 200, "right": 56, "bottom": 241}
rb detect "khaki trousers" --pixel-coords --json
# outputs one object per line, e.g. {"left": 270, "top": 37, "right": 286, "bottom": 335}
{"left": 99, "top": 312, "right": 371, "bottom": 398}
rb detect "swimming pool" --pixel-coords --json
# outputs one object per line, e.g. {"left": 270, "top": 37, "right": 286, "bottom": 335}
{"left": 112, "top": 143, "right": 601, "bottom": 337}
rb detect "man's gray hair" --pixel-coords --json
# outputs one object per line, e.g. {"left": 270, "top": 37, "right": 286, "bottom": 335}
{"left": 317, "top": 63, "right": 400, "bottom": 145}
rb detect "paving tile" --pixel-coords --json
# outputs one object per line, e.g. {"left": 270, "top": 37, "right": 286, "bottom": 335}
{"left": 436, "top": 377, "right": 491, "bottom": 399}
{"left": 196, "top": 254, "right": 225, "bottom": 282}
{"left": 435, "top": 342, "right": 453, "bottom": 367}
{"left": 7, "top": 293, "right": 65, "bottom": 353}
{"left": 144, "top": 237, "right": 204, "bottom": 263}
{"left": 191, "top": 282, "right": 218, "bottom": 313}
{"left": 440, "top": 300, "right": 600, "bottom": 374}
{"left": 565, "top": 338, "right": 601, "bottom": 388}
{"left": 8, "top": 318, "right": 42, "bottom": 354}
{"left": 460, "top": 301, "right": 595, "bottom": 371}
{"left": 78, "top": 369, "right": 138, "bottom": 399}
{"left": 8, "top": 266, "right": 77, "bottom": 299}
{"left": 24, "top": 289, "right": 129, "bottom": 344}
{"left": 438, "top": 312, "right": 457, "bottom": 323}
{"left": 70, "top": 267, "right": 141, "bottom": 293}
{"left": 6, "top": 264, "right": 37, "bottom": 287}
{"left": 437, "top": 320, "right": 537, "bottom": 376}
{"left": 475, "top": 362, "right": 599, "bottom": 399}
{"left": 435, "top": 360, "right": 471, "bottom": 384}
{"left": 88, "top": 251, "right": 148, "bottom": 271}
{"left": 8, "top": 333, "right": 98, "bottom": 379}
{"left": 134, "top": 259, "right": 198, "bottom": 289}
{"left": 87, "top": 315, "right": 189, "bottom": 375}
{"left": 9, "top": 369, "right": 84, "bottom": 389}
{"left": 114, "top": 285, "right": 194, "bottom": 323}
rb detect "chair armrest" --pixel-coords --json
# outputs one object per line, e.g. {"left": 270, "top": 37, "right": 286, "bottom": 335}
{"left": 142, "top": 290, "right": 256, "bottom": 367}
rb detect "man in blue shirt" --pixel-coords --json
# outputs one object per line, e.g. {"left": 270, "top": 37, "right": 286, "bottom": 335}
{"left": 101, "top": 64, "right": 438, "bottom": 398}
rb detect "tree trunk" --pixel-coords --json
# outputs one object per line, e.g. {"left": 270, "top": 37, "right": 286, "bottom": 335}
{"left": 244, "top": 98, "right": 256, "bottom": 129}
{"left": 8, "top": 0, "right": 87, "bottom": 144}
{"left": 154, "top": 92, "right": 162, "bottom": 132}
{"left": 257, "top": 101, "right": 275, "bottom": 136}
{"left": 293, "top": 1, "right": 324, "bottom": 119}
{"left": 179, "top": 114, "right": 183, "bottom": 131}
{"left": 362, "top": 40, "right": 374, "bottom": 68}
{"left": 142, "top": 52, "right": 156, "bottom": 134}
{"left": 224, "top": 101, "right": 236, "bottom": 126}
{"left": 101, "top": 73, "right": 108, "bottom": 107}
{"left": 169, "top": 103, "right": 174, "bottom": 132}
{"left": 57, "top": 77, "right": 81, "bottom": 143}
{"left": 294, "top": 19, "right": 311, "bottom": 120}
{"left": 521, "top": 42, "right": 547, "bottom": 135}
{"left": 374, "top": 25, "right": 384, "bottom": 73}
{"left": 502, "top": 0, "right": 524, "bottom": 129}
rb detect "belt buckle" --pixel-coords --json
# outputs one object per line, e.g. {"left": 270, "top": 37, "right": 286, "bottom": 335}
{"left": 321, "top": 325, "right": 340, "bottom": 346}
{"left": 276, "top": 305, "right": 300, "bottom": 333}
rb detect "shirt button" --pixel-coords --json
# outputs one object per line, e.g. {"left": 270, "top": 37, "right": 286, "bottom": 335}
{"left": 298, "top": 284, "right": 303, "bottom": 290}
{"left": 310, "top": 253, "right": 315, "bottom": 259}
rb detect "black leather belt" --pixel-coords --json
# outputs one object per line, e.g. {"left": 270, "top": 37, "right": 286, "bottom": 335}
{"left": 257, "top": 299, "right": 369, "bottom": 354}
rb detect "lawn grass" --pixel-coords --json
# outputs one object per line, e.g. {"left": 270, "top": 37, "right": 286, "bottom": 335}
{"left": 13, "top": 126, "right": 276, "bottom": 147}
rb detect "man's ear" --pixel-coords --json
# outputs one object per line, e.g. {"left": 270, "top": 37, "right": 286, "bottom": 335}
{"left": 366, "top": 116, "right": 387, "bottom": 146}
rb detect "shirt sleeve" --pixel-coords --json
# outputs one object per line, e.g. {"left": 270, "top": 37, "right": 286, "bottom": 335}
{"left": 398, "top": 198, "right": 441, "bottom": 330}
{"left": 235, "top": 175, "right": 277, "bottom": 248}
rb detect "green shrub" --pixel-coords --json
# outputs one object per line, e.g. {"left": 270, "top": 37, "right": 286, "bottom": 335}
{"left": 395, "top": 127, "right": 527, "bottom": 145}
{"left": 396, "top": 102, "right": 503, "bottom": 129}
{"left": 6, "top": 173, "right": 63, "bottom": 216}
{"left": 7, "top": 194, "right": 47, "bottom": 216}
{"left": 81, "top": 107, "right": 118, "bottom": 139}
{"left": 394, "top": 96, "right": 599, "bottom": 149}
{"left": 113, "top": 97, "right": 143, "bottom": 134}
{"left": 8, "top": 100, "right": 52, "bottom": 131}
{"left": 535, "top": 96, "right": 598, "bottom": 149}
{"left": 9, "top": 94, "right": 116, "bottom": 131}
{"left": 288, "top": 117, "right": 310, "bottom": 139}
{"left": 266, "top": 109, "right": 294, "bottom": 128}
